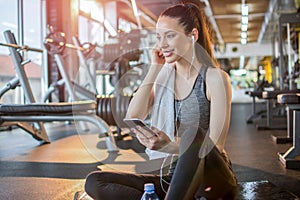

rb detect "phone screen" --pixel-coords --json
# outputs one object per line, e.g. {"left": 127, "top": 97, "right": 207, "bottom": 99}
{"left": 123, "top": 118, "right": 157, "bottom": 138}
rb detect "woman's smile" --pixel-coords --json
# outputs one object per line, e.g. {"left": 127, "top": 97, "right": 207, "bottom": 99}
{"left": 163, "top": 49, "right": 174, "bottom": 57}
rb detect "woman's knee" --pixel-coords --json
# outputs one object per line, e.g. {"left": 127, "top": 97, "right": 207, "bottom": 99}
{"left": 84, "top": 171, "right": 118, "bottom": 195}
{"left": 84, "top": 171, "right": 100, "bottom": 195}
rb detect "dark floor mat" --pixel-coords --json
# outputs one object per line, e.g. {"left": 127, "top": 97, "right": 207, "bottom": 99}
{"left": 237, "top": 180, "right": 299, "bottom": 200}
{"left": 75, "top": 180, "right": 299, "bottom": 200}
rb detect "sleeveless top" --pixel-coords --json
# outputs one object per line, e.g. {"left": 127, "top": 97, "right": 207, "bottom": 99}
{"left": 175, "top": 65, "right": 210, "bottom": 136}
{"left": 168, "top": 65, "right": 210, "bottom": 177}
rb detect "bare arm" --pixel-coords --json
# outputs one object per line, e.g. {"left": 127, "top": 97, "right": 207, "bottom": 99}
{"left": 126, "top": 46, "right": 165, "bottom": 120}
{"left": 125, "top": 67, "right": 159, "bottom": 120}
{"left": 126, "top": 46, "right": 179, "bottom": 153}
{"left": 206, "top": 68, "right": 232, "bottom": 152}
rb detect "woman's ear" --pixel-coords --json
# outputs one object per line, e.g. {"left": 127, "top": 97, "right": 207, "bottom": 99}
{"left": 191, "top": 28, "right": 199, "bottom": 43}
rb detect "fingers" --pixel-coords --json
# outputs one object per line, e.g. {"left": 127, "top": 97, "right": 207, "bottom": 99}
{"left": 158, "top": 50, "right": 164, "bottom": 58}
{"left": 136, "top": 125, "right": 157, "bottom": 139}
{"left": 150, "top": 126, "right": 161, "bottom": 135}
{"left": 152, "top": 45, "right": 165, "bottom": 65}
{"left": 130, "top": 128, "right": 147, "bottom": 139}
{"left": 153, "top": 43, "right": 160, "bottom": 51}
{"left": 131, "top": 126, "right": 172, "bottom": 150}
{"left": 131, "top": 128, "right": 148, "bottom": 146}
{"left": 154, "top": 46, "right": 163, "bottom": 58}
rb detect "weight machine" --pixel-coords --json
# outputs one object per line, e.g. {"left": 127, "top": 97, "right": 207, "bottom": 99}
{"left": 42, "top": 28, "right": 146, "bottom": 100}
{"left": 0, "top": 30, "right": 118, "bottom": 152}
{"left": 42, "top": 29, "right": 147, "bottom": 138}
{"left": 43, "top": 31, "right": 99, "bottom": 102}
{"left": 277, "top": 93, "right": 300, "bottom": 169}
{"left": 278, "top": 12, "right": 300, "bottom": 90}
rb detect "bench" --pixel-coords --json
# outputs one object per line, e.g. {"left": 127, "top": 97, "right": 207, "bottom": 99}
{"left": 277, "top": 93, "right": 300, "bottom": 169}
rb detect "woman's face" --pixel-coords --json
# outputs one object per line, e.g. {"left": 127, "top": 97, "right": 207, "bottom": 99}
{"left": 156, "top": 16, "right": 192, "bottom": 64}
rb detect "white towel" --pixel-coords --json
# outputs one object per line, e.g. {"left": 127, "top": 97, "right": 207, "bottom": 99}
{"left": 146, "top": 63, "right": 176, "bottom": 160}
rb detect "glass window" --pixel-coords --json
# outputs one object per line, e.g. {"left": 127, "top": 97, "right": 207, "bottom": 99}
{"left": 0, "top": 0, "right": 43, "bottom": 103}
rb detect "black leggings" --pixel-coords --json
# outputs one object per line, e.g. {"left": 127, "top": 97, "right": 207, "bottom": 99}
{"left": 85, "top": 171, "right": 167, "bottom": 200}
{"left": 85, "top": 127, "right": 237, "bottom": 200}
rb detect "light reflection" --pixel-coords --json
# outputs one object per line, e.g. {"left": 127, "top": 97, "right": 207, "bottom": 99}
{"left": 240, "top": 180, "right": 269, "bottom": 200}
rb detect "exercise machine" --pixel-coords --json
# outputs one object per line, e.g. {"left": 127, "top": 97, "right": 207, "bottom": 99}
{"left": 43, "top": 31, "right": 99, "bottom": 102}
{"left": 0, "top": 30, "right": 118, "bottom": 152}
{"left": 277, "top": 93, "right": 300, "bottom": 169}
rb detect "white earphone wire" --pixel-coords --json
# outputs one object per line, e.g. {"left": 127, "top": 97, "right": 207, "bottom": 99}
{"left": 188, "top": 36, "right": 196, "bottom": 80}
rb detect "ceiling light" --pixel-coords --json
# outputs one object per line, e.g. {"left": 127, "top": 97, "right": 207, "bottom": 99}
{"left": 241, "top": 24, "right": 248, "bottom": 31}
{"left": 240, "top": 2, "right": 249, "bottom": 45}
{"left": 241, "top": 38, "right": 247, "bottom": 45}
{"left": 241, "top": 5, "right": 249, "bottom": 16}
{"left": 241, "top": 31, "right": 247, "bottom": 38}
{"left": 241, "top": 16, "right": 248, "bottom": 24}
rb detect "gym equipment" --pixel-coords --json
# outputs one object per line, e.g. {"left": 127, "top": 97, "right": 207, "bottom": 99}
{"left": 244, "top": 90, "right": 266, "bottom": 124}
{"left": 278, "top": 13, "right": 300, "bottom": 90}
{"left": 102, "top": 29, "right": 145, "bottom": 64}
{"left": 44, "top": 31, "right": 66, "bottom": 55}
{"left": 0, "top": 30, "right": 118, "bottom": 152}
{"left": 44, "top": 29, "right": 146, "bottom": 98}
{"left": 0, "top": 42, "right": 43, "bottom": 53}
{"left": 72, "top": 36, "right": 97, "bottom": 93}
{"left": 257, "top": 90, "right": 287, "bottom": 130}
{"left": 104, "top": 29, "right": 147, "bottom": 96}
{"left": 1, "top": 30, "right": 49, "bottom": 142}
{"left": 42, "top": 52, "right": 85, "bottom": 102}
{"left": 255, "top": 89, "right": 300, "bottom": 130}
{"left": 96, "top": 94, "right": 132, "bottom": 128}
{"left": 245, "top": 66, "right": 273, "bottom": 124}
{"left": 44, "top": 31, "right": 96, "bottom": 56}
{"left": 277, "top": 93, "right": 300, "bottom": 169}
{"left": 44, "top": 29, "right": 145, "bottom": 63}
{"left": 43, "top": 31, "right": 136, "bottom": 139}
{"left": 43, "top": 35, "right": 100, "bottom": 102}
{"left": 43, "top": 31, "right": 99, "bottom": 100}
{"left": 0, "top": 101, "right": 118, "bottom": 151}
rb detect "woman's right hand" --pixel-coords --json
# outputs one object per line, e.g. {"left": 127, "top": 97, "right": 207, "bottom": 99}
{"left": 151, "top": 45, "right": 165, "bottom": 66}
{"left": 131, "top": 126, "right": 179, "bottom": 154}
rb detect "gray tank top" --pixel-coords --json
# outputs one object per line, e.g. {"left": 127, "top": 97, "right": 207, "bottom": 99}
{"left": 168, "top": 65, "right": 210, "bottom": 177}
{"left": 175, "top": 65, "right": 210, "bottom": 135}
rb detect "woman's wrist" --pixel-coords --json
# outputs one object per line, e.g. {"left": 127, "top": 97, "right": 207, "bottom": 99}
{"left": 141, "top": 64, "right": 162, "bottom": 85}
{"left": 158, "top": 141, "right": 179, "bottom": 154}
{"left": 148, "top": 63, "right": 163, "bottom": 76}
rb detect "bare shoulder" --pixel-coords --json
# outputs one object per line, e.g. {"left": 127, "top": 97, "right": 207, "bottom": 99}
{"left": 206, "top": 67, "right": 231, "bottom": 87}
{"left": 205, "top": 67, "right": 232, "bottom": 101}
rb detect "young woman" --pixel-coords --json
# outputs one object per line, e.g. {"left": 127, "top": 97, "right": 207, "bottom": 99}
{"left": 84, "top": 3, "right": 237, "bottom": 200}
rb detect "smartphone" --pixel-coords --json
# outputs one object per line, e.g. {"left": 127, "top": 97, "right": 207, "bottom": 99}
{"left": 123, "top": 118, "right": 157, "bottom": 138}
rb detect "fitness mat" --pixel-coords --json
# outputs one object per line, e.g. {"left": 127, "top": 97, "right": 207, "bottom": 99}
{"left": 236, "top": 180, "right": 299, "bottom": 200}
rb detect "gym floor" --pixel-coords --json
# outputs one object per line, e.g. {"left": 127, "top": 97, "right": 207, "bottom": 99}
{"left": 0, "top": 103, "right": 300, "bottom": 200}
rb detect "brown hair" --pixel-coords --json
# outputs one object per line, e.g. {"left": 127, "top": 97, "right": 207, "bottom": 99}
{"left": 159, "top": 3, "right": 219, "bottom": 67}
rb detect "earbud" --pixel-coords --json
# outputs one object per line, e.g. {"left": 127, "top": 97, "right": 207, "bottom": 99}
{"left": 192, "top": 35, "right": 195, "bottom": 44}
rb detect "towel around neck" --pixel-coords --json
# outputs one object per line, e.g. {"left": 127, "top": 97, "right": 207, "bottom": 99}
{"left": 147, "top": 63, "right": 176, "bottom": 160}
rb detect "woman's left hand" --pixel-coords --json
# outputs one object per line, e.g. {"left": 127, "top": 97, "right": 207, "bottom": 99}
{"left": 131, "top": 126, "right": 171, "bottom": 151}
